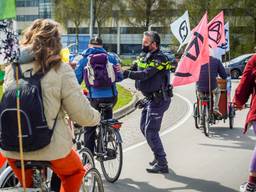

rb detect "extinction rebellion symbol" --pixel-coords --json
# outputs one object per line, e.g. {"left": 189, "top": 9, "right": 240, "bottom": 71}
{"left": 175, "top": 32, "right": 204, "bottom": 78}
{"left": 179, "top": 20, "right": 188, "bottom": 43}
{"left": 186, "top": 32, "right": 204, "bottom": 61}
{"left": 208, "top": 21, "right": 223, "bottom": 46}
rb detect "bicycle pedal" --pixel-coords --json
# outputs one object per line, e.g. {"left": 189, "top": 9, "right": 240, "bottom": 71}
{"left": 106, "top": 149, "right": 116, "bottom": 160}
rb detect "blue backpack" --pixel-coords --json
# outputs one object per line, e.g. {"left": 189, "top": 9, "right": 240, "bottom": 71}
{"left": 0, "top": 64, "right": 58, "bottom": 152}
{"left": 84, "top": 53, "right": 118, "bottom": 88}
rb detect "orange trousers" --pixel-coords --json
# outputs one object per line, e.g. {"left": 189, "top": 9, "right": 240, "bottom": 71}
{"left": 7, "top": 149, "right": 85, "bottom": 192}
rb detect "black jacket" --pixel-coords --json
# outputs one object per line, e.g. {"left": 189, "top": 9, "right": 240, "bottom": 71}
{"left": 124, "top": 49, "right": 170, "bottom": 96}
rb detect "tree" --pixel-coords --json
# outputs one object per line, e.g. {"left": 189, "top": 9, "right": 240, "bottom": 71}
{"left": 223, "top": 0, "right": 256, "bottom": 44}
{"left": 179, "top": 0, "right": 256, "bottom": 57}
{"left": 92, "top": 0, "right": 119, "bottom": 37}
{"left": 178, "top": 0, "right": 223, "bottom": 28}
{"left": 54, "top": 0, "right": 89, "bottom": 51}
{"left": 120, "top": 0, "right": 175, "bottom": 30}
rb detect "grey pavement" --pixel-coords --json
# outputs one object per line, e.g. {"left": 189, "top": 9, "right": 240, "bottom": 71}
{"left": 102, "top": 78, "right": 254, "bottom": 192}
{"left": 115, "top": 79, "right": 188, "bottom": 148}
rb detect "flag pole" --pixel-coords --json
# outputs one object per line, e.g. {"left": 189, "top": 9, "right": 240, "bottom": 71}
{"left": 208, "top": 53, "right": 212, "bottom": 114}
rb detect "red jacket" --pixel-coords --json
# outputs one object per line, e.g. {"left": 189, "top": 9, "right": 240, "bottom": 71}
{"left": 233, "top": 54, "right": 256, "bottom": 133}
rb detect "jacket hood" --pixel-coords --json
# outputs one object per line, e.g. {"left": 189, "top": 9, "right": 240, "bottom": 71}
{"left": 17, "top": 46, "right": 34, "bottom": 64}
{"left": 81, "top": 47, "right": 107, "bottom": 57}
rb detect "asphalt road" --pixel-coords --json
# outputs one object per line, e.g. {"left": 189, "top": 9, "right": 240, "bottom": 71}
{"left": 101, "top": 79, "right": 253, "bottom": 192}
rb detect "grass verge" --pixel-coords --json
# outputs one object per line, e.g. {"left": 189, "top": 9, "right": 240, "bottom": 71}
{"left": 0, "top": 83, "right": 133, "bottom": 112}
{"left": 114, "top": 84, "right": 133, "bottom": 111}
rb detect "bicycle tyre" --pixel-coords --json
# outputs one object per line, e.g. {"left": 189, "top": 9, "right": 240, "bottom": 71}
{"left": 100, "top": 129, "right": 123, "bottom": 183}
{"left": 203, "top": 105, "right": 210, "bottom": 137}
{"left": 82, "top": 168, "right": 104, "bottom": 192}
{"left": 193, "top": 102, "right": 200, "bottom": 129}
{"left": 0, "top": 166, "right": 19, "bottom": 188}
{"left": 229, "top": 104, "right": 235, "bottom": 129}
{"left": 79, "top": 147, "right": 95, "bottom": 168}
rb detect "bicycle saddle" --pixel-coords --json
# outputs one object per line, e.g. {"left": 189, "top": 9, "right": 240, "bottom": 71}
{"left": 101, "top": 119, "right": 118, "bottom": 125}
{"left": 98, "top": 103, "right": 113, "bottom": 109}
{"left": 15, "top": 160, "right": 51, "bottom": 169}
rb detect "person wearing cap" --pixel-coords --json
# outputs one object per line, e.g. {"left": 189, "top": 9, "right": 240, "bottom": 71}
{"left": 74, "top": 37, "right": 123, "bottom": 154}
{"left": 123, "top": 31, "right": 172, "bottom": 174}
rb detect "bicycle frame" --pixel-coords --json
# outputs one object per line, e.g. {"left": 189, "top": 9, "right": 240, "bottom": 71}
{"left": 197, "top": 92, "right": 215, "bottom": 123}
{"left": 95, "top": 119, "right": 122, "bottom": 158}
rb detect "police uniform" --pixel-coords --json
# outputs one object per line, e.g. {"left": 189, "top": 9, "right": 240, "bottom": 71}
{"left": 123, "top": 49, "right": 172, "bottom": 171}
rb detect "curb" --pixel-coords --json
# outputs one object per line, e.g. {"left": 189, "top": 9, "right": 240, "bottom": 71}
{"left": 113, "top": 92, "right": 139, "bottom": 120}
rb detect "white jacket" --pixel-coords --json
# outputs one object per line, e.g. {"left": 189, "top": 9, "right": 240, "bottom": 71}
{"left": 2, "top": 61, "right": 100, "bottom": 160}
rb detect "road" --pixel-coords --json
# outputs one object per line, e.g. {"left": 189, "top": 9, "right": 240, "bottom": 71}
{"left": 101, "top": 79, "right": 254, "bottom": 192}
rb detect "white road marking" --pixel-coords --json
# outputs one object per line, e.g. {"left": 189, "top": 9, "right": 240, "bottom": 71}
{"left": 123, "top": 92, "right": 194, "bottom": 153}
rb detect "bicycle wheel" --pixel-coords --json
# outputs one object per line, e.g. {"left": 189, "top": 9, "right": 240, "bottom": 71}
{"left": 0, "top": 166, "right": 19, "bottom": 188}
{"left": 81, "top": 168, "right": 104, "bottom": 192}
{"left": 100, "top": 129, "right": 123, "bottom": 183}
{"left": 229, "top": 104, "right": 235, "bottom": 129}
{"left": 193, "top": 102, "right": 200, "bottom": 129}
{"left": 202, "top": 105, "right": 210, "bottom": 137}
{"left": 79, "top": 147, "right": 95, "bottom": 168}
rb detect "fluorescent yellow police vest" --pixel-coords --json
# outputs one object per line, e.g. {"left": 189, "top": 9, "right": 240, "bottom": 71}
{"left": 136, "top": 57, "right": 173, "bottom": 71}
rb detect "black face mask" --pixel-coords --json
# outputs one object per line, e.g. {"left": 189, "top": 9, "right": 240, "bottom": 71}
{"left": 142, "top": 45, "right": 150, "bottom": 53}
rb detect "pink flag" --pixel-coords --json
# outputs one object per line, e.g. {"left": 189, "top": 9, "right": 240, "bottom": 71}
{"left": 172, "top": 13, "right": 209, "bottom": 87}
{"left": 208, "top": 11, "right": 225, "bottom": 48}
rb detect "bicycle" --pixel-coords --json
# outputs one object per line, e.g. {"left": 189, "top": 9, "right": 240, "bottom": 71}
{"left": 0, "top": 160, "right": 103, "bottom": 192}
{"left": 0, "top": 126, "right": 104, "bottom": 192}
{"left": 94, "top": 103, "right": 123, "bottom": 183}
{"left": 193, "top": 91, "right": 235, "bottom": 137}
{"left": 194, "top": 92, "right": 212, "bottom": 136}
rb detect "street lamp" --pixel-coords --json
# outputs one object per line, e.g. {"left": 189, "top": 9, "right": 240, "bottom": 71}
{"left": 89, "top": 0, "right": 93, "bottom": 38}
{"left": 148, "top": 24, "right": 153, "bottom": 31}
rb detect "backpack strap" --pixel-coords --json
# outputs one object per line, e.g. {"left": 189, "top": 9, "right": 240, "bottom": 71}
{"left": 111, "top": 84, "right": 115, "bottom": 97}
{"left": 12, "top": 62, "right": 51, "bottom": 81}
{"left": 51, "top": 105, "right": 61, "bottom": 132}
{"left": 88, "top": 86, "right": 92, "bottom": 98}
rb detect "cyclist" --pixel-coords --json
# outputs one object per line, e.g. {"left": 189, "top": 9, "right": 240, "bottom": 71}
{"left": 233, "top": 53, "right": 256, "bottom": 192}
{"left": 2, "top": 19, "right": 100, "bottom": 192}
{"left": 74, "top": 37, "right": 123, "bottom": 154}
{"left": 196, "top": 55, "right": 227, "bottom": 119}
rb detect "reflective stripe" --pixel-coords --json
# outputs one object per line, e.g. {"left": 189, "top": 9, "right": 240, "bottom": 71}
{"left": 137, "top": 59, "right": 172, "bottom": 71}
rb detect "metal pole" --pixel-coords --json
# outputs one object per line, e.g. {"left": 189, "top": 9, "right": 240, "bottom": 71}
{"left": 208, "top": 56, "right": 212, "bottom": 113}
{"left": 89, "top": 0, "right": 93, "bottom": 38}
{"left": 148, "top": 25, "right": 152, "bottom": 31}
{"left": 117, "top": 17, "right": 120, "bottom": 55}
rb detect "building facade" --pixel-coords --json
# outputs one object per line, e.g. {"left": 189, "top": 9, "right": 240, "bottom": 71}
{"left": 16, "top": 0, "right": 172, "bottom": 55}
{"left": 16, "top": 0, "right": 53, "bottom": 33}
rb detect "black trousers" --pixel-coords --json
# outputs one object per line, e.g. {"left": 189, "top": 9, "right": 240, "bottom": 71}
{"left": 84, "top": 96, "right": 117, "bottom": 153}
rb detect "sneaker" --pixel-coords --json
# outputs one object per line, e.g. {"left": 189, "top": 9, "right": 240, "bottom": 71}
{"left": 146, "top": 163, "right": 169, "bottom": 174}
{"left": 240, "top": 182, "right": 256, "bottom": 192}
{"left": 149, "top": 159, "right": 158, "bottom": 166}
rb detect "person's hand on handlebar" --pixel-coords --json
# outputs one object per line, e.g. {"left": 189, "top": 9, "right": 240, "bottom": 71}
{"left": 232, "top": 103, "right": 244, "bottom": 110}
{"left": 232, "top": 98, "right": 246, "bottom": 110}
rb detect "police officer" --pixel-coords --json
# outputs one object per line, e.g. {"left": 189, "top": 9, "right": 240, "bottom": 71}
{"left": 123, "top": 31, "right": 172, "bottom": 173}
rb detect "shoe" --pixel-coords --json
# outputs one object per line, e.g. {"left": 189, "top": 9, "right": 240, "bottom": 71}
{"left": 240, "top": 182, "right": 256, "bottom": 192}
{"left": 213, "top": 110, "right": 222, "bottom": 117}
{"left": 146, "top": 164, "right": 169, "bottom": 174}
{"left": 149, "top": 159, "right": 158, "bottom": 166}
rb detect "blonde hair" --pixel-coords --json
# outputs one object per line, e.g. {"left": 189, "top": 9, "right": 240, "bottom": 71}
{"left": 20, "top": 19, "right": 62, "bottom": 72}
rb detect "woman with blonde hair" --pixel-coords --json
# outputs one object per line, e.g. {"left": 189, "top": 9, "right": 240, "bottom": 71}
{"left": 2, "top": 19, "right": 100, "bottom": 191}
